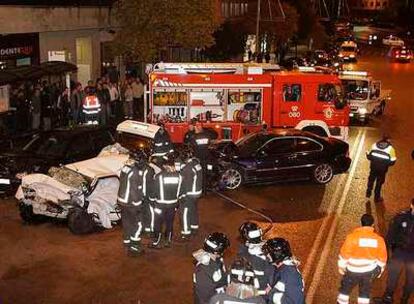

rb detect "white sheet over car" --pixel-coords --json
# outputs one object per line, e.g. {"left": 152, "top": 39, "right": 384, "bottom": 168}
{"left": 15, "top": 173, "right": 77, "bottom": 202}
{"left": 87, "top": 177, "right": 120, "bottom": 229}
{"left": 64, "top": 154, "right": 129, "bottom": 179}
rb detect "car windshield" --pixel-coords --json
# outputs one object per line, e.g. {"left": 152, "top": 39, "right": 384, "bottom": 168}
{"left": 341, "top": 46, "right": 356, "bottom": 52}
{"left": 342, "top": 80, "right": 369, "bottom": 100}
{"left": 23, "top": 134, "right": 68, "bottom": 158}
{"left": 236, "top": 133, "right": 271, "bottom": 155}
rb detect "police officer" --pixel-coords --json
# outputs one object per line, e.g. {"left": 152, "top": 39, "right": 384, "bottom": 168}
{"left": 148, "top": 160, "right": 182, "bottom": 249}
{"left": 366, "top": 135, "right": 397, "bottom": 203}
{"left": 193, "top": 232, "right": 230, "bottom": 304}
{"left": 209, "top": 258, "right": 266, "bottom": 304}
{"left": 178, "top": 149, "right": 203, "bottom": 241}
{"left": 238, "top": 222, "right": 276, "bottom": 300}
{"left": 152, "top": 123, "right": 174, "bottom": 163}
{"left": 382, "top": 199, "right": 414, "bottom": 304}
{"left": 262, "top": 238, "right": 305, "bottom": 304}
{"left": 337, "top": 214, "right": 387, "bottom": 304}
{"left": 191, "top": 123, "right": 213, "bottom": 194}
{"left": 117, "top": 152, "right": 146, "bottom": 256}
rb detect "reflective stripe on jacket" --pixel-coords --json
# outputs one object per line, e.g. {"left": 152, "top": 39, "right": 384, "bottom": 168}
{"left": 338, "top": 227, "right": 387, "bottom": 274}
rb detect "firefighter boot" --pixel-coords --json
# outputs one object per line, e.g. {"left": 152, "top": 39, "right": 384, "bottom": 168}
{"left": 164, "top": 232, "right": 173, "bottom": 248}
{"left": 148, "top": 233, "right": 163, "bottom": 249}
{"left": 381, "top": 293, "right": 393, "bottom": 304}
{"left": 176, "top": 233, "right": 191, "bottom": 243}
{"left": 127, "top": 242, "right": 144, "bottom": 257}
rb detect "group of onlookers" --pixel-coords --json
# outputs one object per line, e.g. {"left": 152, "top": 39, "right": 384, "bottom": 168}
{"left": 1, "top": 76, "right": 146, "bottom": 135}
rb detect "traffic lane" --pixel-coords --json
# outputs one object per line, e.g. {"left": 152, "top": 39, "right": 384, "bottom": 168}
{"left": 0, "top": 131, "right": 360, "bottom": 303}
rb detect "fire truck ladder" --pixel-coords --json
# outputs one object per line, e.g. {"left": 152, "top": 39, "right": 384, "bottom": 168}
{"left": 312, "top": 0, "right": 330, "bottom": 20}
{"left": 152, "top": 62, "right": 280, "bottom": 74}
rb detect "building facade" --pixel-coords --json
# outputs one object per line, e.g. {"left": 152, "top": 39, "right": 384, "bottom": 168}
{"left": 0, "top": 1, "right": 116, "bottom": 85}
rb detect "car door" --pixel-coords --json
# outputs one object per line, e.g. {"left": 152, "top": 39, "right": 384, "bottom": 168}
{"left": 255, "top": 137, "right": 297, "bottom": 181}
{"left": 289, "top": 137, "right": 324, "bottom": 179}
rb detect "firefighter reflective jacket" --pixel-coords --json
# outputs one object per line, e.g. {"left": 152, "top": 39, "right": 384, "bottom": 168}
{"left": 117, "top": 160, "right": 146, "bottom": 207}
{"left": 269, "top": 260, "right": 304, "bottom": 304}
{"left": 338, "top": 227, "right": 387, "bottom": 274}
{"left": 192, "top": 131, "right": 212, "bottom": 160}
{"left": 153, "top": 129, "right": 173, "bottom": 157}
{"left": 82, "top": 95, "right": 101, "bottom": 114}
{"left": 152, "top": 169, "right": 182, "bottom": 208}
{"left": 180, "top": 158, "right": 203, "bottom": 198}
{"left": 386, "top": 210, "right": 414, "bottom": 252}
{"left": 367, "top": 140, "right": 396, "bottom": 172}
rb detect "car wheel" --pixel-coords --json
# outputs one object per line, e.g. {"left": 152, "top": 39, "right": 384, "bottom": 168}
{"left": 313, "top": 163, "right": 334, "bottom": 184}
{"left": 220, "top": 166, "right": 243, "bottom": 190}
{"left": 67, "top": 206, "right": 97, "bottom": 235}
{"left": 19, "top": 202, "right": 38, "bottom": 223}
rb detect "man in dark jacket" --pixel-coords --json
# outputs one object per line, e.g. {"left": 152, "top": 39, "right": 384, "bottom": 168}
{"left": 238, "top": 222, "right": 276, "bottom": 300}
{"left": 262, "top": 238, "right": 305, "bottom": 304}
{"left": 193, "top": 232, "right": 230, "bottom": 304}
{"left": 366, "top": 136, "right": 397, "bottom": 203}
{"left": 152, "top": 124, "right": 174, "bottom": 163}
{"left": 382, "top": 199, "right": 414, "bottom": 304}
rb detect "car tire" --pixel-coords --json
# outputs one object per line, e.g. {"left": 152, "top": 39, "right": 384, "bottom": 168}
{"left": 220, "top": 165, "right": 244, "bottom": 190}
{"left": 67, "top": 206, "right": 97, "bottom": 235}
{"left": 313, "top": 163, "right": 334, "bottom": 184}
{"left": 19, "top": 202, "right": 39, "bottom": 223}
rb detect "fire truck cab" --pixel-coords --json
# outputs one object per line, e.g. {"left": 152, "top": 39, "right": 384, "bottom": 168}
{"left": 339, "top": 70, "right": 390, "bottom": 123}
{"left": 147, "top": 63, "right": 349, "bottom": 143}
{"left": 338, "top": 41, "right": 358, "bottom": 62}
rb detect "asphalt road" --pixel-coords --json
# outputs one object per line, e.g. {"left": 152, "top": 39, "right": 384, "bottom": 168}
{"left": 0, "top": 50, "right": 413, "bottom": 304}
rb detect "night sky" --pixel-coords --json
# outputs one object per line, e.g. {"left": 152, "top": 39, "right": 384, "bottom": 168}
{"left": 0, "top": 0, "right": 115, "bottom": 6}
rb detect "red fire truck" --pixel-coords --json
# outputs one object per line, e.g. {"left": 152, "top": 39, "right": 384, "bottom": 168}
{"left": 146, "top": 63, "right": 349, "bottom": 143}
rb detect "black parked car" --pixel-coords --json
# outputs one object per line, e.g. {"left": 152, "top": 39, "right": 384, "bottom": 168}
{"left": 0, "top": 126, "right": 114, "bottom": 195}
{"left": 213, "top": 129, "right": 351, "bottom": 190}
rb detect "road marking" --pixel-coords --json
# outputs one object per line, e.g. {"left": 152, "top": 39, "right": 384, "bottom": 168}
{"left": 303, "top": 130, "right": 363, "bottom": 281}
{"left": 305, "top": 130, "right": 367, "bottom": 304}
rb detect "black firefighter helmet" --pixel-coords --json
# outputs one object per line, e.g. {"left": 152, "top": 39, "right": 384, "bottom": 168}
{"left": 239, "top": 221, "right": 263, "bottom": 244}
{"left": 262, "top": 237, "right": 292, "bottom": 264}
{"left": 203, "top": 232, "right": 230, "bottom": 256}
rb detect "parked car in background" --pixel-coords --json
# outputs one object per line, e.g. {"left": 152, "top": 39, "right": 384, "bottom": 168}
{"left": 388, "top": 46, "right": 413, "bottom": 63}
{"left": 382, "top": 35, "right": 405, "bottom": 47}
{"left": 213, "top": 129, "right": 351, "bottom": 190}
{"left": 0, "top": 127, "right": 114, "bottom": 196}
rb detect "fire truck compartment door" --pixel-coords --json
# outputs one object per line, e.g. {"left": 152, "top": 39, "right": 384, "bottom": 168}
{"left": 278, "top": 83, "right": 304, "bottom": 126}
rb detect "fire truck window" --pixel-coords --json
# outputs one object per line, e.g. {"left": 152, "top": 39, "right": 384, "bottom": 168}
{"left": 318, "top": 84, "right": 337, "bottom": 102}
{"left": 152, "top": 91, "right": 187, "bottom": 123}
{"left": 189, "top": 90, "right": 225, "bottom": 122}
{"left": 283, "top": 84, "right": 301, "bottom": 102}
{"left": 342, "top": 80, "right": 369, "bottom": 100}
{"left": 228, "top": 90, "right": 261, "bottom": 125}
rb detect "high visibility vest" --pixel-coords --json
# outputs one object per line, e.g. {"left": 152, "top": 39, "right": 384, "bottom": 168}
{"left": 82, "top": 95, "right": 101, "bottom": 114}
{"left": 338, "top": 227, "right": 387, "bottom": 274}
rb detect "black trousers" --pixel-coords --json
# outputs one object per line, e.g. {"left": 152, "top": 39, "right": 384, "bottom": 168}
{"left": 120, "top": 205, "right": 143, "bottom": 246}
{"left": 367, "top": 168, "right": 386, "bottom": 199}
{"left": 179, "top": 196, "right": 199, "bottom": 235}
{"left": 142, "top": 200, "right": 152, "bottom": 233}
{"left": 338, "top": 270, "right": 378, "bottom": 303}
{"left": 385, "top": 249, "right": 414, "bottom": 300}
{"left": 152, "top": 206, "right": 176, "bottom": 236}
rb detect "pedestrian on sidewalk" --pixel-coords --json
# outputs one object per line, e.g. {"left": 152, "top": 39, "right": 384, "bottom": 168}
{"left": 382, "top": 198, "right": 414, "bottom": 304}
{"left": 337, "top": 214, "right": 388, "bottom": 304}
{"left": 366, "top": 135, "right": 397, "bottom": 203}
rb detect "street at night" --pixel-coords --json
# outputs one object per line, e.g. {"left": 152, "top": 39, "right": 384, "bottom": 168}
{"left": 1, "top": 1, "right": 414, "bottom": 304}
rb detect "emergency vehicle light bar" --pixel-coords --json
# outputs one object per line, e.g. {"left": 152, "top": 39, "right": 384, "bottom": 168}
{"left": 152, "top": 62, "right": 280, "bottom": 75}
{"left": 340, "top": 71, "right": 368, "bottom": 76}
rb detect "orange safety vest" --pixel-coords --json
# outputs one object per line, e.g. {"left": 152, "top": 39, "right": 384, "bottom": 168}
{"left": 338, "top": 226, "right": 387, "bottom": 274}
{"left": 82, "top": 95, "right": 101, "bottom": 114}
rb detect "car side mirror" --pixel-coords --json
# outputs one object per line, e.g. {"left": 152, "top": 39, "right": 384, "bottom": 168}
{"left": 334, "top": 97, "right": 346, "bottom": 110}
{"left": 257, "top": 150, "right": 267, "bottom": 158}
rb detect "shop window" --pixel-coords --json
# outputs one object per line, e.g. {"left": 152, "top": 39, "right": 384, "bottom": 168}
{"left": 283, "top": 84, "right": 301, "bottom": 102}
{"left": 228, "top": 89, "right": 261, "bottom": 124}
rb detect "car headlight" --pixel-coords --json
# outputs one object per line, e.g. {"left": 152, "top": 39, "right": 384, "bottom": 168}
{"left": 350, "top": 54, "right": 355, "bottom": 58}
{"left": 359, "top": 108, "right": 367, "bottom": 115}
{"left": 338, "top": 54, "right": 344, "bottom": 57}
{"left": 373, "top": 35, "right": 378, "bottom": 40}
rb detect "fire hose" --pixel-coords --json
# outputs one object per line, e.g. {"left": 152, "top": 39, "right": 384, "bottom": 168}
{"left": 211, "top": 189, "right": 274, "bottom": 225}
